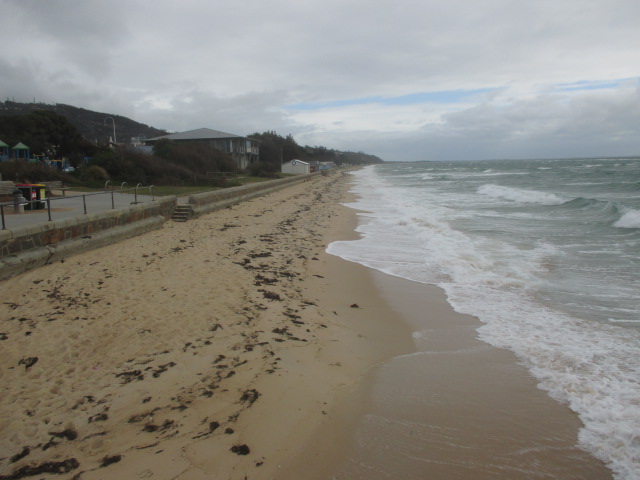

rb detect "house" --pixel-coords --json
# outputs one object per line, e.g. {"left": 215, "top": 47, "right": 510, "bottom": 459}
{"left": 281, "top": 159, "right": 310, "bottom": 175}
{"left": 145, "top": 128, "right": 259, "bottom": 170}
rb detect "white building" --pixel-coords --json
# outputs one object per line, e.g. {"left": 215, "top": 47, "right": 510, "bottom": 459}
{"left": 281, "top": 159, "right": 310, "bottom": 175}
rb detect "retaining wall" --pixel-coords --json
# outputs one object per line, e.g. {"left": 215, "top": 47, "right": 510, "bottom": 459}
{"left": 0, "top": 196, "right": 176, "bottom": 280}
{"left": 189, "top": 172, "right": 319, "bottom": 215}
{"left": 0, "top": 173, "right": 321, "bottom": 280}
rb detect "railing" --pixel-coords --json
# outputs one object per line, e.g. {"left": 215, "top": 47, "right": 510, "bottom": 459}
{"left": 0, "top": 185, "right": 156, "bottom": 230}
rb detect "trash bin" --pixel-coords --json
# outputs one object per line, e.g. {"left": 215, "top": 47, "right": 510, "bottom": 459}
{"left": 15, "top": 184, "right": 47, "bottom": 210}
{"left": 12, "top": 189, "right": 26, "bottom": 213}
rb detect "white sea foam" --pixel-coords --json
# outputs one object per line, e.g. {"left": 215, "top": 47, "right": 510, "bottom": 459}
{"left": 329, "top": 163, "right": 640, "bottom": 479}
{"left": 614, "top": 209, "right": 640, "bottom": 229}
{"left": 477, "top": 184, "right": 567, "bottom": 205}
{"left": 444, "top": 284, "right": 640, "bottom": 480}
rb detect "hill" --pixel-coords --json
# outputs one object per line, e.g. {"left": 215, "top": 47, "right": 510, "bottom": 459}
{"left": 0, "top": 101, "right": 385, "bottom": 166}
{"left": 0, "top": 101, "right": 165, "bottom": 144}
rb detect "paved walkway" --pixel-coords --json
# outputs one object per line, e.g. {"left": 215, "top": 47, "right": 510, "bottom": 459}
{"left": 1, "top": 190, "right": 157, "bottom": 231}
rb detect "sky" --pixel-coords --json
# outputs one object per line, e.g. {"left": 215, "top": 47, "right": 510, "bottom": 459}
{"left": 1, "top": 0, "right": 639, "bottom": 162}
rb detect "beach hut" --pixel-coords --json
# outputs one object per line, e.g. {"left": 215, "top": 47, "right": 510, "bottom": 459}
{"left": 0, "top": 140, "right": 8, "bottom": 161}
{"left": 11, "top": 142, "right": 30, "bottom": 160}
{"left": 319, "top": 161, "right": 336, "bottom": 171}
{"left": 281, "top": 159, "right": 310, "bottom": 175}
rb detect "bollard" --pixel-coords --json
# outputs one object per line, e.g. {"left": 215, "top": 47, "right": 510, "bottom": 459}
{"left": 13, "top": 190, "right": 26, "bottom": 214}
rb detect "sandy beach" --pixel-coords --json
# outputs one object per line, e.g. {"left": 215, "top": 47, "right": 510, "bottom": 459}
{"left": 0, "top": 172, "right": 413, "bottom": 480}
{"left": 0, "top": 172, "right": 612, "bottom": 479}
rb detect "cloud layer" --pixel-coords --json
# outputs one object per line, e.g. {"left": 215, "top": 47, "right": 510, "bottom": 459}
{"left": 1, "top": 0, "right": 639, "bottom": 160}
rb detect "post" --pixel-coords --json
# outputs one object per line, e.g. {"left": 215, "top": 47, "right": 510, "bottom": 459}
{"left": 111, "top": 191, "right": 115, "bottom": 209}
{"left": 104, "top": 117, "right": 117, "bottom": 144}
{"left": 83, "top": 195, "right": 87, "bottom": 214}
{"left": 1, "top": 204, "right": 5, "bottom": 230}
{"left": 47, "top": 198, "right": 52, "bottom": 221}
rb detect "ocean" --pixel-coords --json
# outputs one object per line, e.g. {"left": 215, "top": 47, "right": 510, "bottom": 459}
{"left": 327, "top": 158, "right": 640, "bottom": 479}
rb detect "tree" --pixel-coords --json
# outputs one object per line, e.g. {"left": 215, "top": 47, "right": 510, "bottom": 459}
{"left": 89, "top": 141, "right": 236, "bottom": 185}
{"left": 248, "top": 130, "right": 385, "bottom": 170}
{"left": 0, "top": 110, "right": 94, "bottom": 165}
{"left": 247, "top": 131, "right": 308, "bottom": 176}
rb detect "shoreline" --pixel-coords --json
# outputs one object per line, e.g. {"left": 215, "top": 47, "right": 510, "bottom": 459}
{"left": 324, "top": 273, "right": 613, "bottom": 479}
{"left": 292, "top": 177, "right": 613, "bottom": 479}
{"left": 0, "top": 171, "right": 613, "bottom": 479}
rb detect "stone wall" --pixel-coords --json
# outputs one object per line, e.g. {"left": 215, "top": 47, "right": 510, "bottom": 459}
{"left": 0, "top": 173, "right": 321, "bottom": 280}
{"left": 0, "top": 196, "right": 176, "bottom": 280}
{"left": 0, "top": 181, "right": 16, "bottom": 195}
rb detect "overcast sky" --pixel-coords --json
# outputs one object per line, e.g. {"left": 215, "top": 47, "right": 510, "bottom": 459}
{"left": 1, "top": 0, "right": 639, "bottom": 161}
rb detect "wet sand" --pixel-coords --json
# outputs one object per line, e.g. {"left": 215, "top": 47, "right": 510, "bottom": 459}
{"left": 313, "top": 275, "right": 613, "bottom": 479}
{"left": 0, "top": 171, "right": 612, "bottom": 479}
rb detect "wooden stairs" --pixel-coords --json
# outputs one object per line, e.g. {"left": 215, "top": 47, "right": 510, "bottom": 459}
{"left": 171, "top": 205, "right": 194, "bottom": 222}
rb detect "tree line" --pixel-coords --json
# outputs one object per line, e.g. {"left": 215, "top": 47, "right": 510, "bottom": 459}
{"left": 0, "top": 109, "right": 383, "bottom": 186}
{"left": 0, "top": 110, "right": 98, "bottom": 163}
{"left": 247, "top": 131, "right": 384, "bottom": 176}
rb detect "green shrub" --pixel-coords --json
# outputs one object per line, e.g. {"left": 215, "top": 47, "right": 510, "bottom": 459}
{"left": 79, "top": 165, "right": 110, "bottom": 182}
{"left": 0, "top": 161, "right": 70, "bottom": 183}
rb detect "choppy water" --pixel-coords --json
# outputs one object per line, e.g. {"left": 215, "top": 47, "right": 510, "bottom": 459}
{"left": 327, "top": 157, "right": 640, "bottom": 479}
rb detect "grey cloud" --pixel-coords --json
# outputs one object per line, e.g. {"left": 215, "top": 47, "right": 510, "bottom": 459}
{"left": 135, "top": 89, "right": 298, "bottom": 136}
{"left": 1, "top": 0, "right": 639, "bottom": 161}
{"left": 5, "top": 0, "right": 129, "bottom": 78}
{"left": 303, "top": 83, "right": 640, "bottom": 161}
{"left": 414, "top": 86, "right": 640, "bottom": 160}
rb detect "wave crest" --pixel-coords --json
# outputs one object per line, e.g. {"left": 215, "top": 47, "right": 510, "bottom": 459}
{"left": 614, "top": 209, "right": 640, "bottom": 229}
{"left": 477, "top": 184, "right": 566, "bottom": 205}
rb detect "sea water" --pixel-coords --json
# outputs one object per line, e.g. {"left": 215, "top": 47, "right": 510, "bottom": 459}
{"left": 327, "top": 158, "right": 640, "bottom": 479}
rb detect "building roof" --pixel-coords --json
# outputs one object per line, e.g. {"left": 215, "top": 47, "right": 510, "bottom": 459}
{"left": 146, "top": 128, "right": 249, "bottom": 142}
{"left": 290, "top": 159, "right": 310, "bottom": 165}
{"left": 0, "top": 140, "right": 8, "bottom": 148}
{"left": 12, "top": 142, "right": 29, "bottom": 150}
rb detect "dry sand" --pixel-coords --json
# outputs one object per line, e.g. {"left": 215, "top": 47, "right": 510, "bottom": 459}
{"left": 0, "top": 172, "right": 413, "bottom": 480}
{"left": 0, "top": 171, "right": 612, "bottom": 480}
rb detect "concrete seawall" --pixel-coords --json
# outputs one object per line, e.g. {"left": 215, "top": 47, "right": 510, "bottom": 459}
{"left": 0, "top": 196, "right": 176, "bottom": 280}
{"left": 0, "top": 173, "right": 320, "bottom": 280}
{"left": 188, "top": 173, "right": 319, "bottom": 215}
